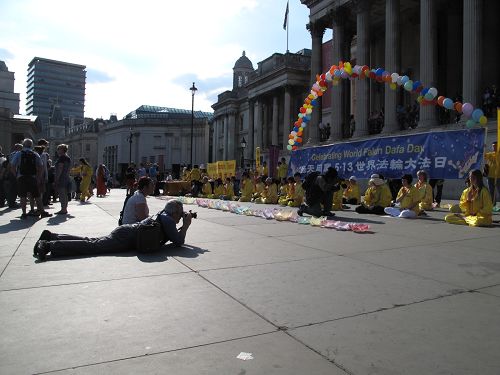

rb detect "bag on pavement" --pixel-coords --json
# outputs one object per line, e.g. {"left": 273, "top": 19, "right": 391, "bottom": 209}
{"left": 136, "top": 210, "right": 165, "bottom": 253}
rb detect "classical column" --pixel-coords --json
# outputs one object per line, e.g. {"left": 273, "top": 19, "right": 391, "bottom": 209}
{"left": 307, "top": 21, "right": 325, "bottom": 144}
{"left": 330, "top": 10, "right": 345, "bottom": 141}
{"left": 263, "top": 102, "right": 269, "bottom": 148}
{"left": 223, "top": 115, "right": 228, "bottom": 160}
{"left": 283, "top": 87, "right": 292, "bottom": 150}
{"left": 272, "top": 95, "right": 279, "bottom": 146}
{"left": 462, "top": 0, "right": 482, "bottom": 107}
{"left": 212, "top": 120, "right": 217, "bottom": 162}
{"left": 419, "top": 0, "right": 438, "bottom": 128}
{"left": 228, "top": 111, "right": 236, "bottom": 160}
{"left": 382, "top": 0, "right": 400, "bottom": 134}
{"left": 256, "top": 100, "right": 263, "bottom": 149}
{"left": 248, "top": 101, "right": 254, "bottom": 161}
{"left": 354, "top": 0, "right": 370, "bottom": 137}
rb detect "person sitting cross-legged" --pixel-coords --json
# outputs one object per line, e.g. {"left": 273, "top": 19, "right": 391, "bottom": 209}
{"left": 355, "top": 174, "right": 390, "bottom": 215}
{"left": 34, "top": 200, "right": 193, "bottom": 262}
{"left": 414, "top": 169, "right": 433, "bottom": 212}
{"left": 343, "top": 176, "right": 361, "bottom": 205}
{"left": 254, "top": 177, "right": 278, "bottom": 204}
{"left": 239, "top": 172, "right": 253, "bottom": 202}
{"left": 384, "top": 174, "right": 420, "bottom": 218}
{"left": 444, "top": 169, "right": 493, "bottom": 227}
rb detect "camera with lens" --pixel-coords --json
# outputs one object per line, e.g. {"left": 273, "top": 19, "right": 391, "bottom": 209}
{"left": 184, "top": 210, "right": 197, "bottom": 219}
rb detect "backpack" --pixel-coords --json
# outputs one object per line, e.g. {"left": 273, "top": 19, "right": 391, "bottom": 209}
{"left": 20, "top": 151, "right": 37, "bottom": 176}
{"left": 118, "top": 194, "right": 133, "bottom": 225}
{"left": 302, "top": 171, "right": 320, "bottom": 191}
{"left": 135, "top": 210, "right": 166, "bottom": 253}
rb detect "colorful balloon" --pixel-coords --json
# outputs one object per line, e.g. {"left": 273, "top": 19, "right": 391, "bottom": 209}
{"left": 466, "top": 119, "right": 475, "bottom": 128}
{"left": 443, "top": 98, "right": 454, "bottom": 109}
{"left": 404, "top": 81, "right": 413, "bottom": 91}
{"left": 390, "top": 83, "right": 397, "bottom": 90}
{"left": 287, "top": 145, "right": 292, "bottom": 151}
{"left": 479, "top": 115, "right": 487, "bottom": 125}
{"left": 462, "top": 102, "right": 473, "bottom": 117}
{"left": 471, "top": 108, "right": 484, "bottom": 122}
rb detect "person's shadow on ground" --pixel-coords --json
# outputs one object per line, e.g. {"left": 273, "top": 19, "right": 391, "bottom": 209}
{"left": 1, "top": 218, "right": 35, "bottom": 234}
{"left": 46, "top": 214, "right": 75, "bottom": 226}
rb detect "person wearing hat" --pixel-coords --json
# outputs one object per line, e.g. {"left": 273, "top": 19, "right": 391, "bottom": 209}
{"left": 355, "top": 174, "right": 388, "bottom": 214}
{"left": 343, "top": 176, "right": 361, "bottom": 205}
{"left": 384, "top": 174, "right": 420, "bottom": 218}
{"left": 298, "top": 167, "right": 341, "bottom": 217}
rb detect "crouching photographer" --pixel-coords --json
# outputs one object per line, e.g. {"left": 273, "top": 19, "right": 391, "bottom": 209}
{"left": 298, "top": 167, "right": 341, "bottom": 217}
{"left": 33, "top": 199, "right": 196, "bottom": 262}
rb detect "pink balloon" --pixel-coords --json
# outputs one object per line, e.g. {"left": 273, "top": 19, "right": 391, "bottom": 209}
{"left": 462, "top": 102, "right": 473, "bottom": 117}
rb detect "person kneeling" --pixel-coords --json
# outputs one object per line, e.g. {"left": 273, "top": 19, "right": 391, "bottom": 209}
{"left": 384, "top": 174, "right": 419, "bottom": 218}
{"left": 445, "top": 169, "right": 493, "bottom": 227}
{"left": 34, "top": 200, "right": 192, "bottom": 261}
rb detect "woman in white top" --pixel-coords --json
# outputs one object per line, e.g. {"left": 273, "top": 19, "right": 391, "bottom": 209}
{"left": 122, "top": 177, "right": 154, "bottom": 224}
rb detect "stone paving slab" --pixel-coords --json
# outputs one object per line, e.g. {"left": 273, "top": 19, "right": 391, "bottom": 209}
{"left": 0, "top": 272, "right": 275, "bottom": 374}
{"left": 56, "top": 332, "right": 347, "bottom": 375}
{"left": 290, "top": 292, "right": 500, "bottom": 375}
{"left": 346, "top": 243, "right": 500, "bottom": 290}
{"left": 172, "top": 236, "right": 333, "bottom": 271}
{"left": 480, "top": 285, "right": 500, "bottom": 297}
{"left": 201, "top": 256, "right": 460, "bottom": 329}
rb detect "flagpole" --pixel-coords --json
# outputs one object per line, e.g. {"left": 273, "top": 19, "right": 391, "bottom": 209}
{"left": 287, "top": 1, "right": 289, "bottom": 53}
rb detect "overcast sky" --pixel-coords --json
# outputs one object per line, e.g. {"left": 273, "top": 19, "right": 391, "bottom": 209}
{"left": 0, "top": 0, "right": 333, "bottom": 119}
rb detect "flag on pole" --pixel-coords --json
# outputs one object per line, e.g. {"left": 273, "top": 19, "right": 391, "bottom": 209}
{"left": 283, "top": 0, "right": 289, "bottom": 30}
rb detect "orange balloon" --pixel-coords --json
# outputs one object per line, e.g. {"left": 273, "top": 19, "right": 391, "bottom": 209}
{"left": 297, "top": 131, "right": 303, "bottom": 136}
{"left": 297, "top": 118, "right": 303, "bottom": 125}
{"left": 437, "top": 96, "right": 445, "bottom": 106}
{"left": 454, "top": 102, "right": 462, "bottom": 113}
{"left": 296, "top": 137, "right": 302, "bottom": 143}
{"left": 289, "top": 134, "right": 294, "bottom": 139}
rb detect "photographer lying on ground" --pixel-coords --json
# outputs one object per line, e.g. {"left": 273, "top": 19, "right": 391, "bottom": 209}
{"left": 33, "top": 199, "right": 193, "bottom": 261}
{"left": 298, "top": 167, "right": 341, "bottom": 217}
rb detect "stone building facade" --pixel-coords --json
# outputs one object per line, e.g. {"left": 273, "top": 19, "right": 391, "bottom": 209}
{"left": 301, "top": 0, "right": 500, "bottom": 142}
{"left": 211, "top": 50, "right": 312, "bottom": 166}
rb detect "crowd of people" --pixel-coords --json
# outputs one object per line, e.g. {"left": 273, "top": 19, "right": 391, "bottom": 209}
{"left": 0, "top": 138, "right": 117, "bottom": 217}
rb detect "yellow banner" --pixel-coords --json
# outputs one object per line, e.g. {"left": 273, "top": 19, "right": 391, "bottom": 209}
{"left": 207, "top": 163, "right": 217, "bottom": 178}
{"left": 216, "top": 161, "right": 225, "bottom": 179}
{"left": 226, "top": 160, "right": 236, "bottom": 177}
{"left": 255, "top": 147, "right": 261, "bottom": 171}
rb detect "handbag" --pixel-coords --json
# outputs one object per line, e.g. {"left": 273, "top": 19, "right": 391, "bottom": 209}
{"left": 136, "top": 210, "right": 166, "bottom": 253}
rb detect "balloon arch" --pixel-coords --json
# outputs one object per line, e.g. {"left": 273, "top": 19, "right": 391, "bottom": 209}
{"left": 287, "top": 61, "right": 488, "bottom": 151}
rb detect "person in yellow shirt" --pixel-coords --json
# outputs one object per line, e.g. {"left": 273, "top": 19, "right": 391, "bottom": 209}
{"left": 343, "top": 176, "right": 361, "bottom": 205}
{"left": 331, "top": 179, "right": 345, "bottom": 211}
{"left": 253, "top": 176, "right": 265, "bottom": 200}
{"left": 355, "top": 175, "right": 387, "bottom": 214}
{"left": 208, "top": 178, "right": 224, "bottom": 199}
{"left": 414, "top": 170, "right": 433, "bottom": 211}
{"left": 484, "top": 141, "right": 499, "bottom": 207}
{"left": 239, "top": 172, "right": 253, "bottom": 202}
{"left": 260, "top": 161, "right": 269, "bottom": 177}
{"left": 289, "top": 172, "right": 304, "bottom": 207}
{"left": 255, "top": 177, "right": 278, "bottom": 204}
{"left": 278, "top": 177, "right": 294, "bottom": 206}
{"left": 277, "top": 158, "right": 288, "bottom": 180}
{"left": 182, "top": 167, "right": 191, "bottom": 181}
{"left": 78, "top": 158, "right": 93, "bottom": 202}
{"left": 384, "top": 174, "right": 420, "bottom": 218}
{"left": 221, "top": 177, "right": 234, "bottom": 200}
{"left": 199, "top": 176, "right": 213, "bottom": 198}
{"left": 445, "top": 169, "right": 493, "bottom": 226}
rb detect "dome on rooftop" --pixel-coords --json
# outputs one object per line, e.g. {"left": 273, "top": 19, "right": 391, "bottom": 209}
{"left": 233, "top": 51, "right": 253, "bottom": 70}
{"left": 0, "top": 60, "right": 8, "bottom": 72}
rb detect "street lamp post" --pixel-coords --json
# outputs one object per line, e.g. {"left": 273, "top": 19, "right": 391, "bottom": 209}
{"left": 240, "top": 137, "right": 247, "bottom": 168}
{"left": 189, "top": 82, "right": 198, "bottom": 168}
{"left": 127, "top": 125, "right": 133, "bottom": 166}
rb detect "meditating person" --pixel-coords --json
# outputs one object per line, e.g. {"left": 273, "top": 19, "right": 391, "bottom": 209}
{"left": 239, "top": 172, "right": 254, "bottom": 202}
{"left": 278, "top": 177, "right": 293, "bottom": 206}
{"left": 355, "top": 174, "right": 389, "bottom": 215}
{"left": 414, "top": 170, "right": 433, "bottom": 211}
{"left": 343, "top": 176, "right": 361, "bottom": 205}
{"left": 199, "top": 176, "right": 213, "bottom": 198}
{"left": 220, "top": 177, "right": 235, "bottom": 200}
{"left": 332, "top": 183, "right": 344, "bottom": 211}
{"left": 254, "top": 177, "right": 278, "bottom": 204}
{"left": 34, "top": 200, "right": 193, "bottom": 262}
{"left": 288, "top": 172, "right": 304, "bottom": 207}
{"left": 445, "top": 169, "right": 493, "bottom": 227}
{"left": 253, "top": 176, "right": 265, "bottom": 200}
{"left": 384, "top": 174, "right": 420, "bottom": 218}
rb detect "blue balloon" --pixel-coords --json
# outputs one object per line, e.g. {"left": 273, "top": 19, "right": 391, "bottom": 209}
{"left": 421, "top": 87, "right": 429, "bottom": 96}
{"left": 472, "top": 108, "right": 484, "bottom": 122}
{"left": 443, "top": 98, "right": 454, "bottom": 109}
{"left": 376, "top": 68, "right": 384, "bottom": 76}
{"left": 413, "top": 81, "right": 421, "bottom": 90}
{"left": 311, "top": 99, "right": 317, "bottom": 106}
{"left": 401, "top": 75, "right": 409, "bottom": 84}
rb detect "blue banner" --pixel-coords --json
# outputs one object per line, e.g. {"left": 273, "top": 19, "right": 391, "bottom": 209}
{"left": 289, "top": 128, "right": 485, "bottom": 180}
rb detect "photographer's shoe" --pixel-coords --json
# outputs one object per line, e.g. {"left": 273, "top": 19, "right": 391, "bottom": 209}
{"left": 35, "top": 241, "right": 50, "bottom": 262}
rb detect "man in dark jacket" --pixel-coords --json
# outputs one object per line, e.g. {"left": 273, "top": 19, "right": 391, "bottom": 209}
{"left": 298, "top": 167, "right": 341, "bottom": 217}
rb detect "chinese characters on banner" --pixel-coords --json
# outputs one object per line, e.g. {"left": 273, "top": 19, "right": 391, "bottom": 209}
{"left": 288, "top": 128, "right": 486, "bottom": 180}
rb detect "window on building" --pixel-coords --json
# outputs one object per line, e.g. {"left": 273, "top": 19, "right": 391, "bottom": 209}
{"left": 154, "top": 135, "right": 161, "bottom": 148}
{"left": 244, "top": 75, "right": 248, "bottom": 84}
{"left": 240, "top": 115, "right": 244, "bottom": 131}
{"left": 150, "top": 156, "right": 155, "bottom": 163}
{"left": 85, "top": 143, "right": 90, "bottom": 151}
{"left": 238, "top": 75, "right": 242, "bottom": 87}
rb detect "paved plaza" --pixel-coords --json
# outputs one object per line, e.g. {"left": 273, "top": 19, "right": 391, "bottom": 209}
{"left": 1, "top": 189, "right": 500, "bottom": 374}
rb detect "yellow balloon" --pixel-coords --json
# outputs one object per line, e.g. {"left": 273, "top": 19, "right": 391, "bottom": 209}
{"left": 390, "top": 83, "right": 397, "bottom": 90}
{"left": 479, "top": 115, "right": 487, "bottom": 125}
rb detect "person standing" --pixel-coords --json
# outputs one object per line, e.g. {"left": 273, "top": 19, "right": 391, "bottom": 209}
{"left": 37, "top": 139, "right": 50, "bottom": 206}
{"left": 53, "top": 144, "right": 71, "bottom": 215}
{"left": 4, "top": 143, "right": 22, "bottom": 208}
{"left": 484, "top": 141, "right": 499, "bottom": 209}
{"left": 429, "top": 178, "right": 444, "bottom": 208}
{"left": 0, "top": 146, "right": 6, "bottom": 207}
{"left": 96, "top": 164, "right": 107, "bottom": 197}
{"left": 79, "top": 158, "right": 93, "bottom": 202}
{"left": 10, "top": 139, "right": 50, "bottom": 219}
